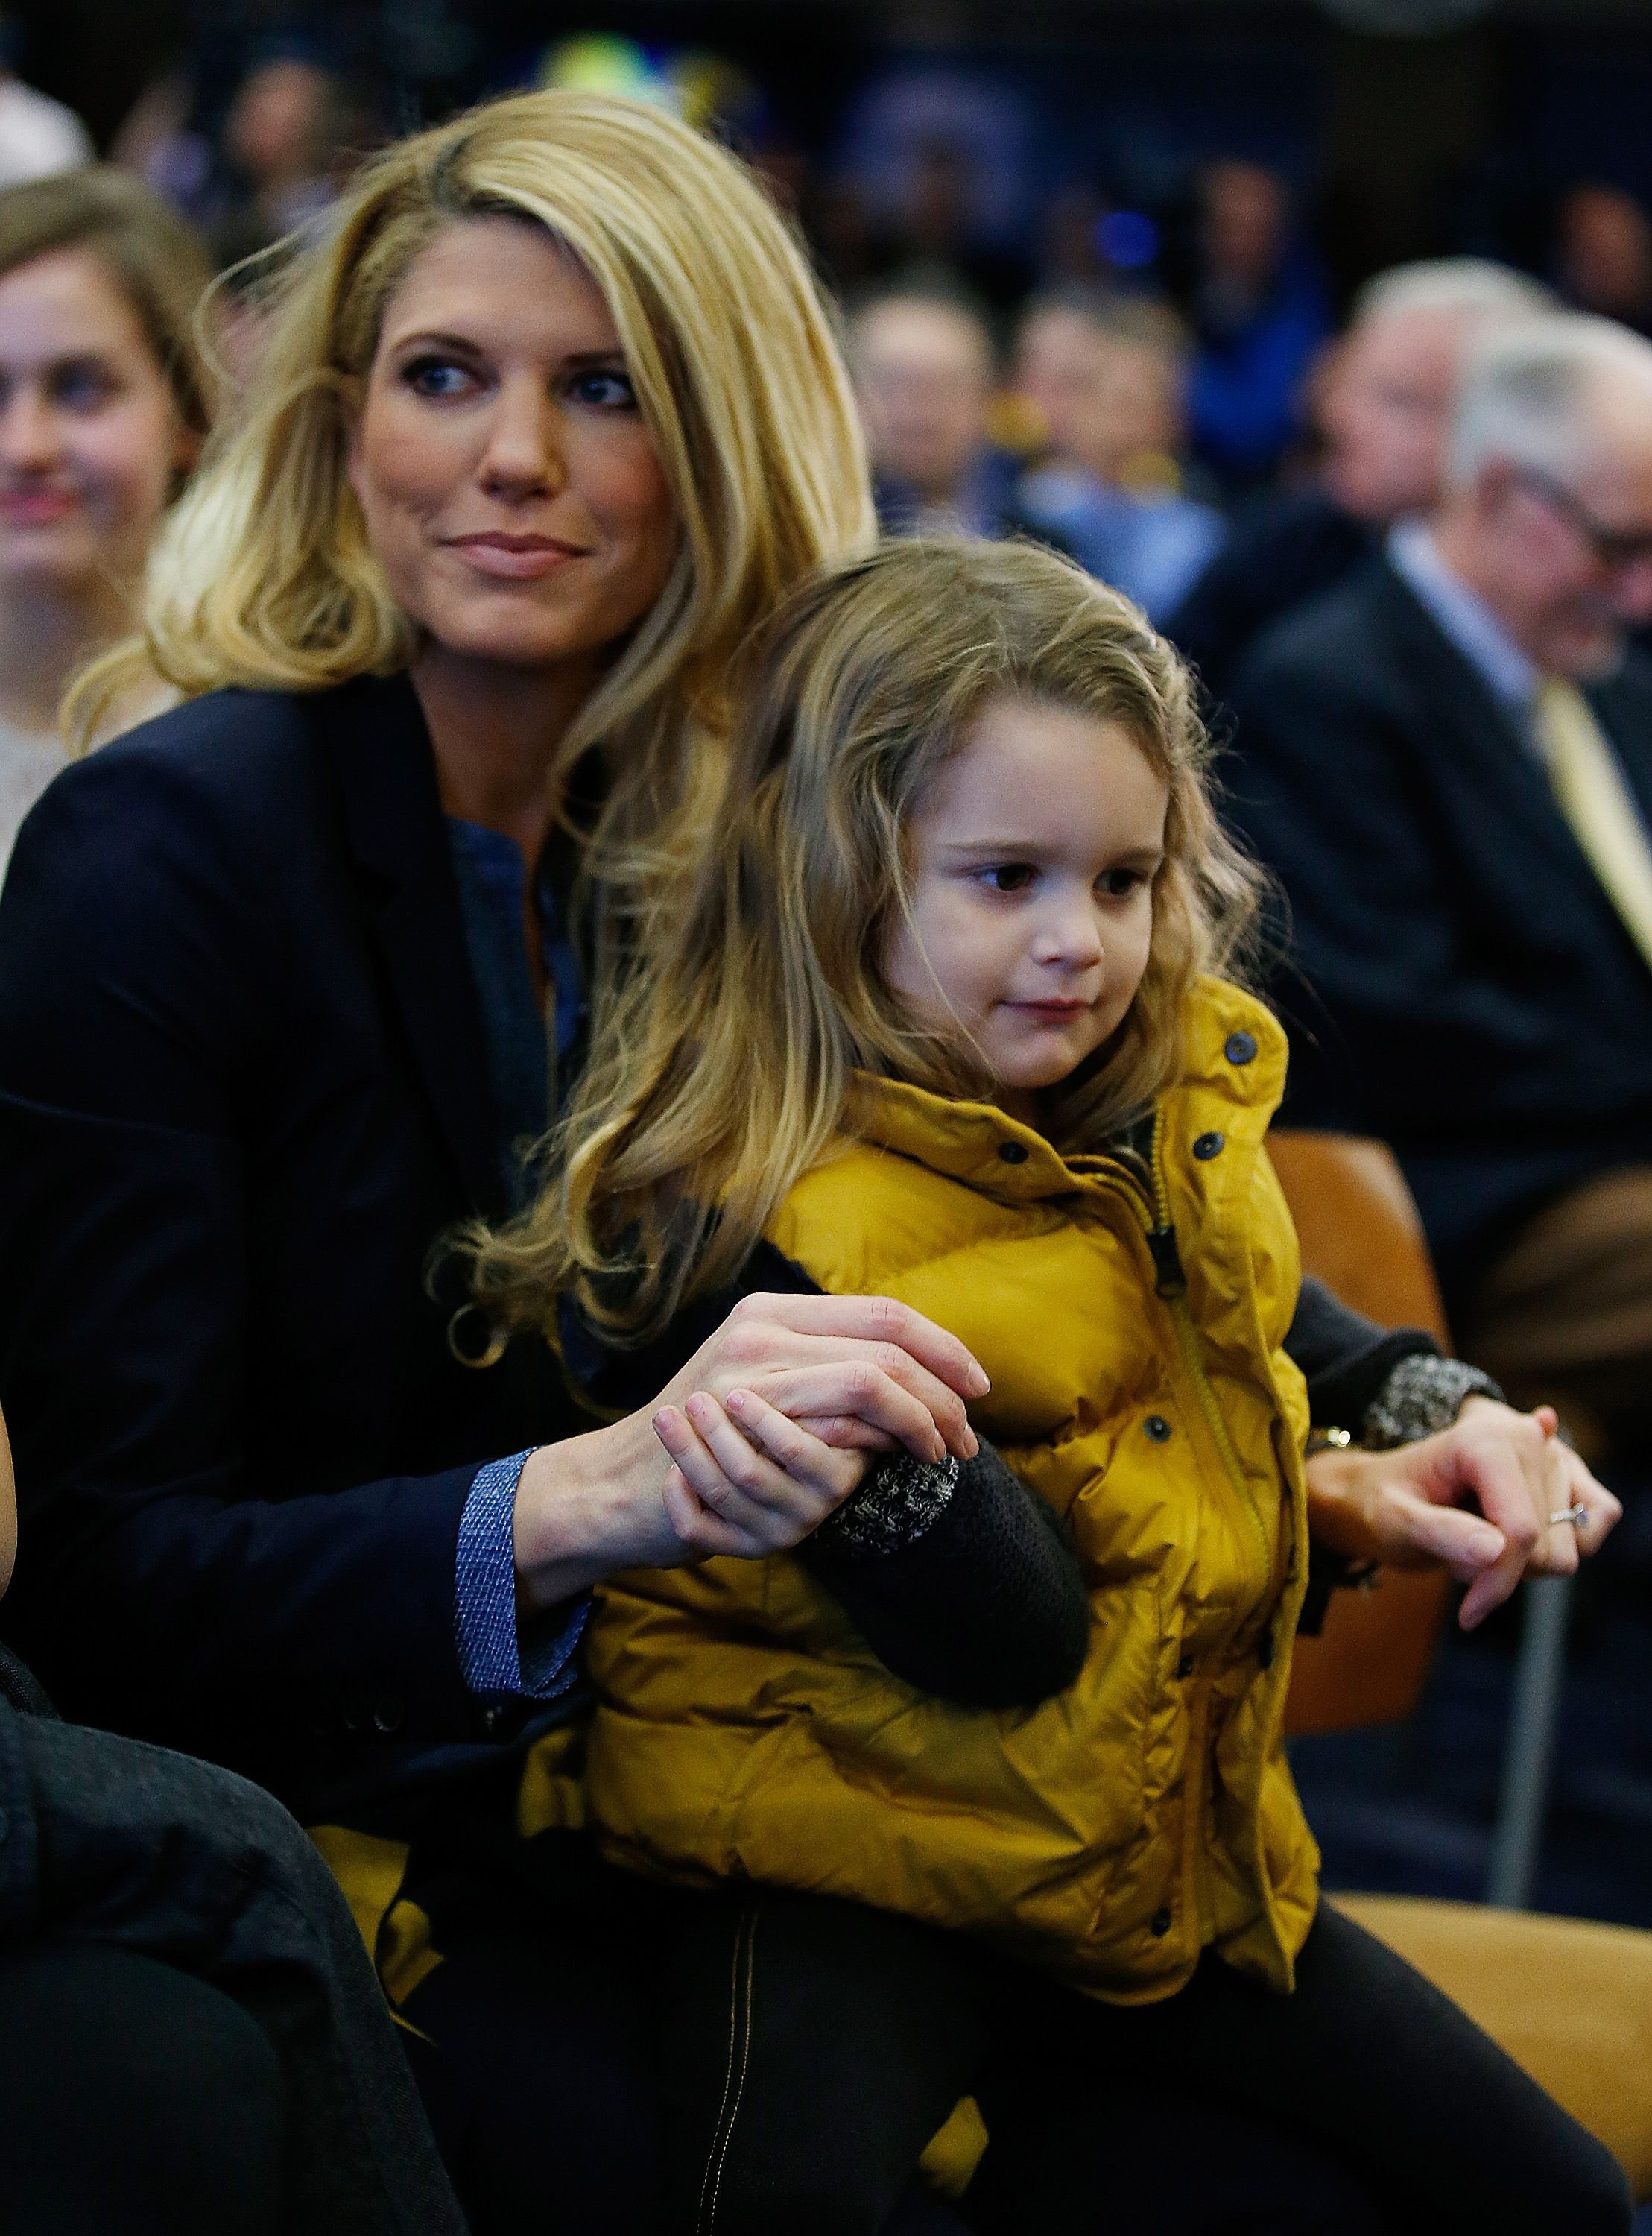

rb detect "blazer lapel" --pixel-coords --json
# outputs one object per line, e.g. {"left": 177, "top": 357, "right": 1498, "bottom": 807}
{"left": 308, "top": 673, "right": 506, "bottom": 1216}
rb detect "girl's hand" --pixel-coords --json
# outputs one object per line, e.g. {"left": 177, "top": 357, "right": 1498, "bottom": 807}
{"left": 1304, "top": 1398, "right": 1622, "bottom": 1631}
{"left": 512, "top": 1292, "right": 986, "bottom": 1608}
{"left": 652, "top": 1389, "right": 867, "bottom": 1558}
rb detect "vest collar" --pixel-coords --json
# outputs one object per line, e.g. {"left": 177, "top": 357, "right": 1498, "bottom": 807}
{"left": 844, "top": 979, "right": 1285, "bottom": 1200}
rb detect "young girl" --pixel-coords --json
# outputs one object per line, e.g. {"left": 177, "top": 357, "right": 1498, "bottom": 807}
{"left": 472, "top": 539, "right": 1627, "bottom": 2236}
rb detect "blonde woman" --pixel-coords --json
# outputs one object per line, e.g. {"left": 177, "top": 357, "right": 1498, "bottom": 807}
{"left": 0, "top": 93, "right": 991, "bottom": 2235}
{"left": 0, "top": 166, "right": 210, "bottom": 871}
{"left": 483, "top": 537, "right": 1624, "bottom": 2236}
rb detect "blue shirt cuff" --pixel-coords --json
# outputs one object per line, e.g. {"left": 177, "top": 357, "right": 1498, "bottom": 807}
{"left": 455, "top": 1449, "right": 589, "bottom": 1702}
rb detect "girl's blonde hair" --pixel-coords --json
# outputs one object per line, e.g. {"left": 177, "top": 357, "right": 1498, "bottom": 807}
{"left": 66, "top": 88, "right": 874, "bottom": 897}
{"left": 466, "top": 537, "right": 1266, "bottom": 1345}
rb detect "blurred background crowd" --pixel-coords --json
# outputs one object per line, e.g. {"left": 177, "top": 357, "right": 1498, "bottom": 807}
{"left": 0, "top": 0, "right": 1650, "bottom": 1942}
{"left": 7, "top": 0, "right": 1652, "bottom": 514}
{"left": 1, "top": 0, "right": 1651, "bottom": 626}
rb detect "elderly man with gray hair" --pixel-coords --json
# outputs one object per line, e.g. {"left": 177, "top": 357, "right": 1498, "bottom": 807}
{"left": 1169, "top": 257, "right": 1550, "bottom": 700}
{"left": 1229, "top": 312, "right": 1652, "bottom": 1456}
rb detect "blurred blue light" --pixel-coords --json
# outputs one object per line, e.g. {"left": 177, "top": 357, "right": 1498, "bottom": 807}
{"left": 1097, "top": 211, "right": 1160, "bottom": 270}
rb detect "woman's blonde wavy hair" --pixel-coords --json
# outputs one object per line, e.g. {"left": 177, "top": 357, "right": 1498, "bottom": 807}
{"left": 66, "top": 89, "right": 874, "bottom": 903}
{"left": 466, "top": 537, "right": 1267, "bottom": 1346}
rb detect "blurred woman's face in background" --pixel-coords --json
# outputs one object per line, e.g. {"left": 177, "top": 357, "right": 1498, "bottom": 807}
{"left": 0, "top": 247, "right": 192, "bottom": 596}
{"left": 852, "top": 296, "right": 993, "bottom": 501}
{"left": 1198, "top": 160, "right": 1287, "bottom": 294}
{"left": 1014, "top": 308, "right": 1092, "bottom": 449}
{"left": 1318, "top": 307, "right": 1464, "bottom": 524}
{"left": 1016, "top": 309, "right": 1181, "bottom": 482}
{"left": 347, "top": 217, "right": 679, "bottom": 676}
{"left": 224, "top": 57, "right": 338, "bottom": 192}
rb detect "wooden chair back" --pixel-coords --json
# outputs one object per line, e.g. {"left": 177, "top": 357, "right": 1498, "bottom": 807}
{"left": 1268, "top": 1131, "right": 1455, "bottom": 1737}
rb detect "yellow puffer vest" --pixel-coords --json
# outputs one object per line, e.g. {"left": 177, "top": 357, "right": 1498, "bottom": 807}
{"left": 583, "top": 977, "right": 1320, "bottom": 2002}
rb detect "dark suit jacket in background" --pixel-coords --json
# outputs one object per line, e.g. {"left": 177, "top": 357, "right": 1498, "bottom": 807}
{"left": 1227, "top": 558, "right": 1652, "bottom": 1309}
{"left": 1164, "top": 485, "right": 1375, "bottom": 712}
{"left": 0, "top": 675, "right": 577, "bottom": 1824}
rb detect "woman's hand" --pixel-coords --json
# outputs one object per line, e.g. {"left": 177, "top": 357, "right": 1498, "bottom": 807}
{"left": 512, "top": 1292, "right": 987, "bottom": 1611}
{"left": 1304, "top": 1397, "right": 1622, "bottom": 1631}
{"left": 653, "top": 1291, "right": 987, "bottom": 1462}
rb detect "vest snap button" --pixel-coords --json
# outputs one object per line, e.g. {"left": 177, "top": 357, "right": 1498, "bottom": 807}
{"left": 1193, "top": 1131, "right": 1225, "bottom": 1160}
{"left": 1144, "top": 1414, "right": 1173, "bottom": 1442}
{"left": 1224, "top": 1032, "right": 1257, "bottom": 1066}
{"left": 997, "top": 1140, "right": 1029, "bottom": 1164}
{"left": 1150, "top": 1906, "right": 1173, "bottom": 1937}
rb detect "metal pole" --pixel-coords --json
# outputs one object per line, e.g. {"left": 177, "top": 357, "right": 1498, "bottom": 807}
{"left": 1484, "top": 1573, "right": 1573, "bottom": 1910}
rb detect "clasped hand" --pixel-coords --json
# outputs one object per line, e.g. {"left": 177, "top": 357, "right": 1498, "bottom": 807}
{"left": 511, "top": 1293, "right": 984, "bottom": 1609}
{"left": 1303, "top": 1397, "right": 1621, "bottom": 1629}
{"left": 647, "top": 1292, "right": 985, "bottom": 1558}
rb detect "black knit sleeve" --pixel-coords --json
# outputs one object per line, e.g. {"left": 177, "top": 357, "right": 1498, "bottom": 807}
{"left": 803, "top": 1441, "right": 1089, "bottom": 1708}
{"left": 558, "top": 1247, "right": 1091, "bottom": 1709}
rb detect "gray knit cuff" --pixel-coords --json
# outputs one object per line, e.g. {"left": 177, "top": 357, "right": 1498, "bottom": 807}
{"left": 812, "top": 1452, "right": 958, "bottom": 1558}
{"left": 1361, "top": 1354, "right": 1504, "bottom": 1450}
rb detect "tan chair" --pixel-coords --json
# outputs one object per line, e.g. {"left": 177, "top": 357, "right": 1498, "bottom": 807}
{"left": 1270, "top": 1129, "right": 1652, "bottom": 2200}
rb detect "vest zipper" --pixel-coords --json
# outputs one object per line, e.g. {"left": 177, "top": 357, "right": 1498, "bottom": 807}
{"left": 1094, "top": 1108, "right": 1292, "bottom": 1962}
{"left": 1142, "top": 1116, "right": 1275, "bottom": 1584}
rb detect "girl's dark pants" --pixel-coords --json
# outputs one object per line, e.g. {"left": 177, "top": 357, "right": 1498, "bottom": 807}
{"left": 393, "top": 1822, "right": 966, "bottom": 2236}
{"left": 657, "top": 1890, "right": 1632, "bottom": 2236}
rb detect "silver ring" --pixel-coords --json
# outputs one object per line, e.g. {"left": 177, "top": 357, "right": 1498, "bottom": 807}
{"left": 1548, "top": 1501, "right": 1588, "bottom": 1528}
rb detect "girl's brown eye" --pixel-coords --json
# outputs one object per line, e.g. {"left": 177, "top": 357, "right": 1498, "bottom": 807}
{"left": 983, "top": 863, "right": 1034, "bottom": 894}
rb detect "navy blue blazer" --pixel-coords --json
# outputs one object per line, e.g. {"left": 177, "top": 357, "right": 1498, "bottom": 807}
{"left": 1227, "top": 557, "right": 1652, "bottom": 1305}
{"left": 0, "top": 675, "right": 577, "bottom": 1822}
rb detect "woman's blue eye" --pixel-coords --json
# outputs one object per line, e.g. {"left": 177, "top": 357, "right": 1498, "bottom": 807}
{"left": 403, "top": 358, "right": 472, "bottom": 399}
{"left": 569, "top": 368, "right": 636, "bottom": 409}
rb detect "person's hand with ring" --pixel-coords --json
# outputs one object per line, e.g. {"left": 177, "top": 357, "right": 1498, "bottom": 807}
{"left": 1304, "top": 1395, "right": 1621, "bottom": 1629}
